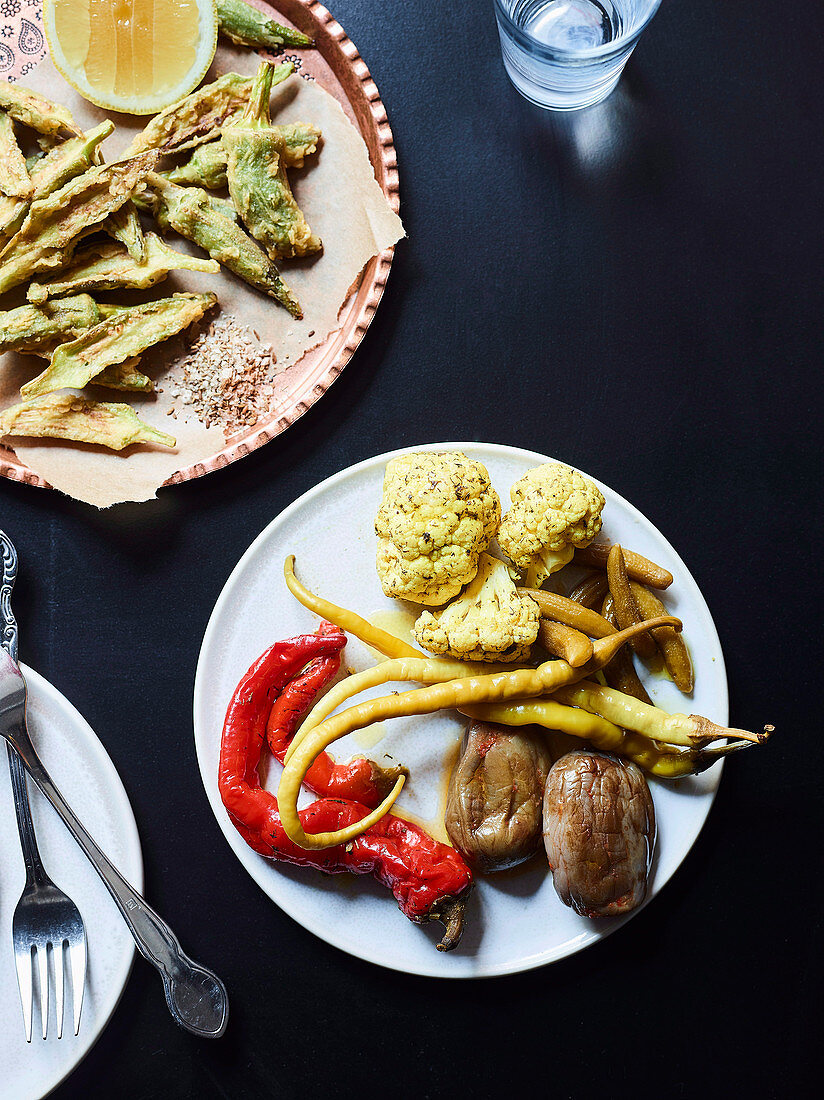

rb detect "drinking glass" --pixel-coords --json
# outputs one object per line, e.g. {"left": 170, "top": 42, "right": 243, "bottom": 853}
{"left": 493, "top": 0, "right": 663, "bottom": 111}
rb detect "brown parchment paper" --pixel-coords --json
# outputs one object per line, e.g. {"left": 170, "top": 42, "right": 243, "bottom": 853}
{"left": 0, "top": 44, "right": 404, "bottom": 508}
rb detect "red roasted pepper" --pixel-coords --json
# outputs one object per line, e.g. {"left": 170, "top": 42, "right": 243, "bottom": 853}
{"left": 265, "top": 621, "right": 402, "bottom": 805}
{"left": 219, "top": 627, "right": 473, "bottom": 949}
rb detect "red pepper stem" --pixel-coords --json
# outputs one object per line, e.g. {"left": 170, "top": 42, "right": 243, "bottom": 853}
{"left": 432, "top": 893, "right": 470, "bottom": 952}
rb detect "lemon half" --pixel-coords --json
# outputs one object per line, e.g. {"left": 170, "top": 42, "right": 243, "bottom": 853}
{"left": 44, "top": 0, "right": 218, "bottom": 116}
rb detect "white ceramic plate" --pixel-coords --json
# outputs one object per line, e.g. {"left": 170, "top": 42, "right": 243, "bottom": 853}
{"left": 0, "top": 666, "right": 142, "bottom": 1099}
{"left": 194, "top": 442, "right": 727, "bottom": 978}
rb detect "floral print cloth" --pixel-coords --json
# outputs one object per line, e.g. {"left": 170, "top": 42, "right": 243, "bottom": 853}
{"left": 0, "top": 0, "right": 46, "bottom": 83}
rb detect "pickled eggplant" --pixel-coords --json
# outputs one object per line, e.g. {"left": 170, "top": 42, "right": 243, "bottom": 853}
{"left": 543, "top": 750, "right": 655, "bottom": 917}
{"left": 445, "top": 720, "right": 551, "bottom": 872}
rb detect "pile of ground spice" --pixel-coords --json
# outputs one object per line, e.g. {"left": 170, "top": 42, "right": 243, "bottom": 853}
{"left": 164, "top": 315, "right": 278, "bottom": 435}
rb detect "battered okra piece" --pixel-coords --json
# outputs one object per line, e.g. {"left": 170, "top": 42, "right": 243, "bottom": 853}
{"left": 0, "top": 294, "right": 100, "bottom": 354}
{"left": 133, "top": 183, "right": 238, "bottom": 223}
{"left": 166, "top": 122, "right": 321, "bottom": 189}
{"left": 0, "top": 194, "right": 22, "bottom": 240}
{"left": 207, "top": 194, "right": 241, "bottom": 222}
{"left": 0, "top": 152, "right": 157, "bottom": 297}
{"left": 217, "top": 0, "right": 313, "bottom": 48}
{"left": 21, "top": 292, "right": 217, "bottom": 398}
{"left": 27, "top": 233, "right": 220, "bottom": 302}
{"left": 275, "top": 122, "right": 323, "bottom": 169}
{"left": 166, "top": 140, "right": 229, "bottom": 190}
{"left": 0, "top": 121, "right": 115, "bottom": 243}
{"left": 0, "top": 393, "right": 175, "bottom": 451}
{"left": 0, "top": 113, "right": 33, "bottom": 200}
{"left": 224, "top": 62, "right": 321, "bottom": 260}
{"left": 124, "top": 73, "right": 256, "bottom": 157}
{"left": 103, "top": 201, "right": 146, "bottom": 263}
{"left": 144, "top": 172, "right": 302, "bottom": 317}
{"left": 94, "top": 357, "right": 154, "bottom": 392}
{"left": 0, "top": 150, "right": 158, "bottom": 295}
{"left": 0, "top": 81, "right": 82, "bottom": 137}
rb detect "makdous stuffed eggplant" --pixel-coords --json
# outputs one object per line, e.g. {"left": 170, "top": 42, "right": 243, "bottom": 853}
{"left": 543, "top": 750, "right": 656, "bottom": 917}
{"left": 446, "top": 720, "right": 552, "bottom": 872}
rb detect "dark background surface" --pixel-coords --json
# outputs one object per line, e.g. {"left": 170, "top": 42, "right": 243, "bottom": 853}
{"left": 2, "top": 1, "right": 820, "bottom": 1097}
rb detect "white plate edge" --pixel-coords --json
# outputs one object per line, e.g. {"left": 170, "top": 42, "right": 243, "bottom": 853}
{"left": 17, "top": 664, "right": 143, "bottom": 1099}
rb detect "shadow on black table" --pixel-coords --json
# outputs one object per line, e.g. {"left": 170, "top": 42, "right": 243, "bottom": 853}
{"left": 513, "top": 66, "right": 675, "bottom": 192}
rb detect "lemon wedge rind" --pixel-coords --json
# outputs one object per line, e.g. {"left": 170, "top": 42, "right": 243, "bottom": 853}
{"left": 43, "top": 0, "right": 219, "bottom": 117}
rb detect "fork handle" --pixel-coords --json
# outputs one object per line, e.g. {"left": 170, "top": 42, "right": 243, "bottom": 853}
{"left": 7, "top": 746, "right": 50, "bottom": 887}
{"left": 1, "top": 532, "right": 49, "bottom": 889}
{"left": 9, "top": 729, "right": 228, "bottom": 1039}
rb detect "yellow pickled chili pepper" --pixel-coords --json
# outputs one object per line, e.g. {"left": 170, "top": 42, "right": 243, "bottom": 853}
{"left": 643, "top": 739, "right": 756, "bottom": 779}
{"left": 462, "top": 699, "right": 624, "bottom": 744}
{"left": 284, "top": 554, "right": 421, "bottom": 660}
{"left": 286, "top": 657, "right": 477, "bottom": 766}
{"left": 278, "top": 618, "right": 680, "bottom": 851}
{"left": 463, "top": 700, "right": 761, "bottom": 779}
{"left": 284, "top": 654, "right": 619, "bottom": 768}
{"left": 553, "top": 681, "right": 771, "bottom": 747}
{"left": 283, "top": 555, "right": 559, "bottom": 763}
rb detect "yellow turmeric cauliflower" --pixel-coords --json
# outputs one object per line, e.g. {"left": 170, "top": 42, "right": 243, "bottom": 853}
{"left": 413, "top": 553, "right": 540, "bottom": 662}
{"left": 375, "top": 451, "right": 501, "bottom": 606}
{"left": 497, "top": 463, "right": 605, "bottom": 588}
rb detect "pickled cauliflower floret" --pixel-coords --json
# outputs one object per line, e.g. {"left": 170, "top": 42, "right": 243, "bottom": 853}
{"left": 497, "top": 463, "right": 605, "bottom": 589}
{"left": 413, "top": 553, "right": 540, "bottom": 662}
{"left": 375, "top": 451, "right": 501, "bottom": 606}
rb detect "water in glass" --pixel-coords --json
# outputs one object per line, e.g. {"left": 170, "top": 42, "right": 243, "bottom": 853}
{"left": 494, "top": 0, "right": 661, "bottom": 111}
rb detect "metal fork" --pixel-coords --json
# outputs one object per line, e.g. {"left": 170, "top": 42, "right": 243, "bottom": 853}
{"left": 0, "top": 540, "right": 228, "bottom": 1038}
{"left": 1, "top": 531, "right": 86, "bottom": 1041}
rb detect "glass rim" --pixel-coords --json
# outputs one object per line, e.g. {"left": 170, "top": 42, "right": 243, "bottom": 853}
{"left": 493, "top": 0, "right": 664, "bottom": 62}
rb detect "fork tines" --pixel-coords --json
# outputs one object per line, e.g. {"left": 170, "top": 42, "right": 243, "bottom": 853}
{"left": 13, "top": 933, "right": 86, "bottom": 1041}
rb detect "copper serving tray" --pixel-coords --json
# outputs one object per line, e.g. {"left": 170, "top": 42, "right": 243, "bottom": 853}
{"left": 0, "top": 0, "right": 399, "bottom": 492}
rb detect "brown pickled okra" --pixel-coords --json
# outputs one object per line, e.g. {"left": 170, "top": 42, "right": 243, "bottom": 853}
{"left": 606, "top": 544, "right": 658, "bottom": 662}
{"left": 143, "top": 172, "right": 302, "bottom": 317}
{"left": 0, "top": 294, "right": 101, "bottom": 355}
{"left": 224, "top": 61, "right": 322, "bottom": 260}
{"left": 630, "top": 582, "right": 694, "bottom": 694}
{"left": 21, "top": 292, "right": 217, "bottom": 398}
{"left": 575, "top": 542, "right": 674, "bottom": 589}
{"left": 0, "top": 150, "right": 158, "bottom": 296}
{"left": 123, "top": 73, "right": 256, "bottom": 157}
{"left": 0, "top": 393, "right": 175, "bottom": 451}
{"left": 520, "top": 587, "right": 615, "bottom": 639}
{"left": 0, "top": 81, "right": 82, "bottom": 138}
{"left": 27, "top": 233, "right": 219, "bottom": 303}
{"left": 217, "top": 0, "right": 313, "bottom": 49}
{"left": 537, "top": 618, "right": 593, "bottom": 667}
{"left": 0, "top": 121, "right": 115, "bottom": 243}
{"left": 0, "top": 113, "right": 33, "bottom": 200}
{"left": 600, "top": 595, "right": 652, "bottom": 705}
{"left": 567, "top": 573, "right": 608, "bottom": 609}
